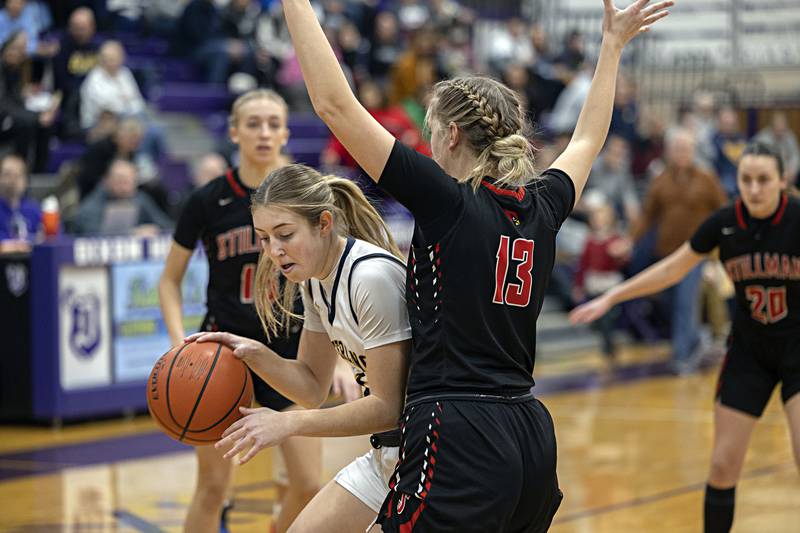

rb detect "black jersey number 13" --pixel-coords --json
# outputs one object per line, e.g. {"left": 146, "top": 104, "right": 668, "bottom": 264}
{"left": 493, "top": 236, "right": 534, "bottom": 307}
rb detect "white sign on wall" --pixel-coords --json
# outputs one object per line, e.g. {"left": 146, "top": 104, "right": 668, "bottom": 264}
{"left": 59, "top": 267, "right": 112, "bottom": 391}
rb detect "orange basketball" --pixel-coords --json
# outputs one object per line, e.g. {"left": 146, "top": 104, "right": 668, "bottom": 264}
{"left": 146, "top": 342, "right": 253, "bottom": 445}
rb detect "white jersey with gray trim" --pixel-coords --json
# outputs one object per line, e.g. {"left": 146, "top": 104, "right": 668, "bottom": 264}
{"left": 301, "top": 238, "right": 411, "bottom": 394}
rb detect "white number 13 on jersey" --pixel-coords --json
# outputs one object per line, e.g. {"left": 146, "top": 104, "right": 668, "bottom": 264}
{"left": 493, "top": 236, "right": 534, "bottom": 307}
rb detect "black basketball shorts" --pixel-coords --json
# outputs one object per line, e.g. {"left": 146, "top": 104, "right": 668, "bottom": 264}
{"left": 200, "top": 316, "right": 300, "bottom": 412}
{"left": 375, "top": 395, "right": 562, "bottom": 533}
{"left": 716, "top": 327, "right": 800, "bottom": 417}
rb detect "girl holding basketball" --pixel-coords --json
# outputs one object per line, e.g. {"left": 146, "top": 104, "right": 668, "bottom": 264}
{"left": 188, "top": 163, "right": 411, "bottom": 533}
{"left": 158, "top": 90, "right": 326, "bottom": 533}
{"left": 570, "top": 142, "right": 800, "bottom": 533}
{"left": 274, "top": 0, "right": 670, "bottom": 530}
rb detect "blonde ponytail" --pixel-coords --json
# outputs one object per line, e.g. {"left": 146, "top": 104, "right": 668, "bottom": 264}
{"left": 252, "top": 164, "right": 402, "bottom": 341}
{"left": 325, "top": 176, "right": 402, "bottom": 258}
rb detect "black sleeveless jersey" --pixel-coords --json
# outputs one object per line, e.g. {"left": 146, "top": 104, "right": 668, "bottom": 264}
{"left": 173, "top": 169, "right": 269, "bottom": 339}
{"left": 691, "top": 194, "right": 800, "bottom": 336}
{"left": 378, "top": 141, "right": 575, "bottom": 400}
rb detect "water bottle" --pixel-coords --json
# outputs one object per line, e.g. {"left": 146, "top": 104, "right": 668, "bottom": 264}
{"left": 41, "top": 195, "right": 60, "bottom": 239}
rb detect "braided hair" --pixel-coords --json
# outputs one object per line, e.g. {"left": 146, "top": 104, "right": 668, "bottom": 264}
{"left": 426, "top": 76, "right": 536, "bottom": 189}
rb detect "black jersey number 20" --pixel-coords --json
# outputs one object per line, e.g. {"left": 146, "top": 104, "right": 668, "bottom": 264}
{"left": 493, "top": 236, "right": 535, "bottom": 307}
{"left": 240, "top": 263, "right": 256, "bottom": 304}
{"left": 745, "top": 285, "right": 788, "bottom": 324}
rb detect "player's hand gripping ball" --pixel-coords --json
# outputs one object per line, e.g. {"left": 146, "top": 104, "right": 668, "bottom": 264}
{"left": 147, "top": 342, "right": 253, "bottom": 445}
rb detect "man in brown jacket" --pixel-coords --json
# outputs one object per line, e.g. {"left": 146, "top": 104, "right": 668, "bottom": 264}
{"left": 634, "top": 129, "right": 728, "bottom": 373}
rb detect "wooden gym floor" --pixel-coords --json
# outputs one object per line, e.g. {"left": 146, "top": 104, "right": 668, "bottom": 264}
{"left": 1, "top": 344, "right": 798, "bottom": 532}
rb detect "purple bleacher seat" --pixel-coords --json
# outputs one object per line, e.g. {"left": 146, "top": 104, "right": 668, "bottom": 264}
{"left": 152, "top": 83, "right": 232, "bottom": 112}
{"left": 158, "top": 158, "right": 191, "bottom": 194}
{"left": 288, "top": 114, "right": 331, "bottom": 138}
{"left": 47, "top": 140, "right": 86, "bottom": 173}
{"left": 204, "top": 112, "right": 230, "bottom": 138}
{"left": 119, "top": 37, "right": 170, "bottom": 57}
{"left": 154, "top": 58, "right": 200, "bottom": 83}
{"left": 286, "top": 138, "right": 328, "bottom": 168}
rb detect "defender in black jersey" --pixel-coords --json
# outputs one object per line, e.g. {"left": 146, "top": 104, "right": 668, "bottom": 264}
{"left": 571, "top": 143, "right": 800, "bottom": 533}
{"left": 158, "top": 90, "right": 320, "bottom": 533}
{"left": 279, "top": 0, "right": 671, "bottom": 530}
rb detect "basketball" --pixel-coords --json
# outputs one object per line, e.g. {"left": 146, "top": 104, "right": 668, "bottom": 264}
{"left": 146, "top": 342, "right": 254, "bottom": 445}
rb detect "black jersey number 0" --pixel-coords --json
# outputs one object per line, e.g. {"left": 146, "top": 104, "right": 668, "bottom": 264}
{"left": 493, "top": 236, "right": 535, "bottom": 307}
{"left": 240, "top": 263, "right": 256, "bottom": 304}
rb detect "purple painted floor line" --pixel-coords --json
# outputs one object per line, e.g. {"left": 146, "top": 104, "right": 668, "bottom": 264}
{"left": 113, "top": 510, "right": 166, "bottom": 532}
{"left": 0, "top": 359, "right": 674, "bottom": 483}
{"left": 0, "top": 432, "right": 188, "bottom": 481}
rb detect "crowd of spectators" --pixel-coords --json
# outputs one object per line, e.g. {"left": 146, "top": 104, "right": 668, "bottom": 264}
{"left": 1, "top": 0, "right": 799, "bottom": 369}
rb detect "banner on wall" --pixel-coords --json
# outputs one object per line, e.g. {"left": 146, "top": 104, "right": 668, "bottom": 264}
{"left": 59, "top": 267, "right": 112, "bottom": 390}
{"left": 111, "top": 258, "right": 208, "bottom": 382}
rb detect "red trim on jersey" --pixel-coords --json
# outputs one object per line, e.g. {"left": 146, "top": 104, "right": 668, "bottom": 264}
{"left": 735, "top": 199, "right": 747, "bottom": 229}
{"left": 399, "top": 501, "right": 427, "bottom": 533}
{"left": 481, "top": 179, "right": 525, "bottom": 201}
{"left": 226, "top": 169, "right": 247, "bottom": 198}
{"left": 771, "top": 193, "right": 789, "bottom": 226}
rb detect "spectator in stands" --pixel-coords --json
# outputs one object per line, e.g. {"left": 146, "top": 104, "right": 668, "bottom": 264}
{"left": 221, "top": 0, "right": 271, "bottom": 84}
{"left": 367, "top": 10, "right": 402, "bottom": 82}
{"left": 712, "top": 107, "right": 748, "bottom": 197}
{"left": 143, "top": 0, "right": 189, "bottom": 38}
{"left": 573, "top": 197, "right": 631, "bottom": 361}
{"left": 609, "top": 72, "right": 639, "bottom": 146}
{"left": 53, "top": 7, "right": 100, "bottom": 139}
{"left": 0, "top": 30, "right": 57, "bottom": 173}
{"left": 547, "top": 58, "right": 592, "bottom": 135}
{"left": 176, "top": 0, "right": 254, "bottom": 85}
{"left": 336, "top": 20, "right": 369, "bottom": 82}
{"left": 557, "top": 29, "right": 585, "bottom": 71}
{"left": 0, "top": 0, "right": 56, "bottom": 57}
{"left": 79, "top": 40, "right": 145, "bottom": 130}
{"left": 80, "top": 40, "right": 165, "bottom": 169}
{"left": 0, "top": 153, "right": 40, "bottom": 250}
{"left": 633, "top": 129, "right": 727, "bottom": 374}
{"left": 389, "top": 25, "right": 441, "bottom": 106}
{"left": 396, "top": 0, "right": 429, "bottom": 32}
{"left": 69, "top": 159, "right": 171, "bottom": 236}
{"left": 585, "top": 135, "right": 640, "bottom": 228}
{"left": 486, "top": 17, "right": 533, "bottom": 74}
{"left": 74, "top": 117, "right": 143, "bottom": 198}
{"left": 107, "top": 0, "right": 142, "bottom": 32}
{"left": 688, "top": 90, "right": 717, "bottom": 166}
{"left": 191, "top": 152, "right": 227, "bottom": 188}
{"left": 755, "top": 111, "right": 799, "bottom": 185}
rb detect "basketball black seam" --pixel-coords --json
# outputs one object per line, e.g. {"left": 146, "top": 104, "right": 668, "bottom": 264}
{"left": 185, "top": 364, "right": 250, "bottom": 433}
{"left": 164, "top": 344, "right": 191, "bottom": 429}
{"left": 179, "top": 343, "right": 223, "bottom": 442}
{"left": 149, "top": 406, "right": 218, "bottom": 443}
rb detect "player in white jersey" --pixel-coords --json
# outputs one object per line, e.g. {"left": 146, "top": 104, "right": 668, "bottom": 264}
{"left": 187, "top": 163, "right": 410, "bottom": 532}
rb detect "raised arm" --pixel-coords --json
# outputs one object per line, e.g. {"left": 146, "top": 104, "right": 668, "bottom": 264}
{"left": 281, "top": 0, "right": 396, "bottom": 181}
{"left": 569, "top": 242, "right": 704, "bottom": 324}
{"left": 551, "top": 0, "right": 671, "bottom": 203}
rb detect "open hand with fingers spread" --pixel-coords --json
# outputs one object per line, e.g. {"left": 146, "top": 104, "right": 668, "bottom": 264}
{"left": 215, "top": 406, "right": 298, "bottom": 464}
{"left": 184, "top": 331, "right": 268, "bottom": 368}
{"left": 602, "top": 0, "right": 673, "bottom": 49}
{"left": 569, "top": 294, "right": 614, "bottom": 325}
